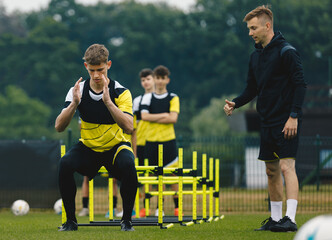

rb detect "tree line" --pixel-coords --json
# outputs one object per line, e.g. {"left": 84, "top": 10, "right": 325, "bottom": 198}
{"left": 0, "top": 0, "right": 331, "bottom": 140}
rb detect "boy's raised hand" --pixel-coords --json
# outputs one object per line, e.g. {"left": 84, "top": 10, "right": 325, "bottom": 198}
{"left": 101, "top": 74, "right": 111, "bottom": 104}
{"left": 72, "top": 77, "right": 82, "bottom": 106}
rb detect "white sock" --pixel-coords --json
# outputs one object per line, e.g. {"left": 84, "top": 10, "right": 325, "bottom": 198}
{"left": 270, "top": 201, "right": 282, "bottom": 222}
{"left": 286, "top": 199, "right": 297, "bottom": 223}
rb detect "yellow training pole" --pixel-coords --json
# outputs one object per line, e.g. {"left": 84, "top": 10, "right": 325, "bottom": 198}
{"left": 158, "top": 144, "right": 164, "bottom": 228}
{"left": 144, "top": 158, "right": 150, "bottom": 217}
{"left": 202, "top": 153, "right": 207, "bottom": 221}
{"left": 60, "top": 145, "right": 67, "bottom": 224}
{"left": 135, "top": 158, "right": 140, "bottom": 218}
{"left": 89, "top": 178, "right": 94, "bottom": 222}
{"left": 108, "top": 177, "right": 114, "bottom": 220}
{"left": 192, "top": 151, "right": 197, "bottom": 223}
{"left": 208, "top": 157, "right": 214, "bottom": 222}
{"left": 178, "top": 148, "right": 183, "bottom": 223}
{"left": 215, "top": 158, "right": 220, "bottom": 219}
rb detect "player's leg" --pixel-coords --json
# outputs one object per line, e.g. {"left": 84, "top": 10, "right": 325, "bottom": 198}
{"left": 163, "top": 140, "right": 179, "bottom": 215}
{"left": 78, "top": 176, "right": 89, "bottom": 216}
{"left": 255, "top": 127, "right": 281, "bottom": 231}
{"left": 137, "top": 145, "right": 148, "bottom": 217}
{"left": 58, "top": 142, "right": 100, "bottom": 230}
{"left": 270, "top": 126, "right": 300, "bottom": 232}
{"left": 106, "top": 147, "right": 138, "bottom": 230}
{"left": 265, "top": 160, "right": 283, "bottom": 213}
{"left": 144, "top": 141, "right": 164, "bottom": 216}
{"left": 270, "top": 160, "right": 298, "bottom": 232}
{"left": 280, "top": 158, "right": 298, "bottom": 218}
{"left": 113, "top": 179, "right": 118, "bottom": 213}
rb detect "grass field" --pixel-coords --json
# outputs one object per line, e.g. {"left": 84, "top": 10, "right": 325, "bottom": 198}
{"left": 0, "top": 210, "right": 320, "bottom": 240}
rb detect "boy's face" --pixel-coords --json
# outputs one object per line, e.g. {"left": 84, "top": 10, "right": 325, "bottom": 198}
{"left": 140, "top": 75, "right": 154, "bottom": 92}
{"left": 154, "top": 75, "right": 169, "bottom": 90}
{"left": 84, "top": 60, "right": 111, "bottom": 86}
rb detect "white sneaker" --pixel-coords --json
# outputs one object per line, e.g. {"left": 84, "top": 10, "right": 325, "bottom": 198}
{"left": 78, "top": 208, "right": 89, "bottom": 216}
{"left": 116, "top": 210, "right": 123, "bottom": 217}
{"left": 154, "top": 209, "right": 165, "bottom": 217}
{"left": 115, "top": 209, "right": 136, "bottom": 217}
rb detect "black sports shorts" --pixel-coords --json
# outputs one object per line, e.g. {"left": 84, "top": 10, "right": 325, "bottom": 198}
{"left": 64, "top": 141, "right": 133, "bottom": 180}
{"left": 258, "top": 122, "right": 301, "bottom": 161}
{"left": 136, "top": 145, "right": 145, "bottom": 166}
{"left": 144, "top": 139, "right": 178, "bottom": 167}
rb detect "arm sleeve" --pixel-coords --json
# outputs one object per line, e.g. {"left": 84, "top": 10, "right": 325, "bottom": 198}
{"left": 232, "top": 58, "right": 258, "bottom": 108}
{"left": 282, "top": 49, "right": 307, "bottom": 115}
{"left": 170, "top": 95, "right": 180, "bottom": 113}
{"left": 140, "top": 93, "right": 152, "bottom": 113}
{"left": 115, "top": 89, "right": 133, "bottom": 115}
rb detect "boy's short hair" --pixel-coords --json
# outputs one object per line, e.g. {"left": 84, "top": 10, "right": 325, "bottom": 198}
{"left": 153, "top": 65, "right": 170, "bottom": 77}
{"left": 83, "top": 44, "right": 109, "bottom": 65}
{"left": 243, "top": 5, "right": 273, "bottom": 25}
{"left": 139, "top": 68, "right": 153, "bottom": 78}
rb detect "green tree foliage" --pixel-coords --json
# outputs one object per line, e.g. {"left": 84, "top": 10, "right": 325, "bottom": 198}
{"left": 189, "top": 95, "right": 253, "bottom": 137}
{"left": 0, "top": 85, "right": 53, "bottom": 139}
{"left": 0, "top": 16, "right": 82, "bottom": 118}
{"left": 0, "top": 0, "right": 330, "bottom": 139}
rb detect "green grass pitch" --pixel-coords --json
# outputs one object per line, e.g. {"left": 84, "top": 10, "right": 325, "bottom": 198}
{"left": 0, "top": 210, "right": 319, "bottom": 240}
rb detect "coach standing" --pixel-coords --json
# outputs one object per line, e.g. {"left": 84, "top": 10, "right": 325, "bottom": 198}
{"left": 224, "top": 5, "right": 306, "bottom": 232}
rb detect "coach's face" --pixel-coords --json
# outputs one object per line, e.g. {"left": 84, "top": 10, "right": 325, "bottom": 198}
{"left": 247, "top": 16, "right": 270, "bottom": 47}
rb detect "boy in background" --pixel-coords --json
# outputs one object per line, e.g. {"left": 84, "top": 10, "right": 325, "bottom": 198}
{"left": 140, "top": 65, "right": 180, "bottom": 216}
{"left": 132, "top": 68, "right": 155, "bottom": 217}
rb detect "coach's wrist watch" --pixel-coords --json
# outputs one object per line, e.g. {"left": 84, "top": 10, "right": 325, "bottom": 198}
{"left": 290, "top": 112, "right": 298, "bottom": 118}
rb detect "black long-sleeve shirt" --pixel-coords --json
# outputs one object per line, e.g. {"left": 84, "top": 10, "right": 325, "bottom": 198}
{"left": 233, "top": 31, "right": 307, "bottom": 127}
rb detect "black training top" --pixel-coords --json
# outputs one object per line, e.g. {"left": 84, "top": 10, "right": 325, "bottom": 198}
{"left": 233, "top": 31, "right": 307, "bottom": 127}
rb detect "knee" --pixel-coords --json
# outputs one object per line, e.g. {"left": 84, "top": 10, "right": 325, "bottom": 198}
{"left": 117, "top": 152, "right": 137, "bottom": 181}
{"left": 58, "top": 155, "right": 73, "bottom": 174}
{"left": 265, "top": 165, "right": 279, "bottom": 179}
{"left": 280, "top": 161, "right": 295, "bottom": 176}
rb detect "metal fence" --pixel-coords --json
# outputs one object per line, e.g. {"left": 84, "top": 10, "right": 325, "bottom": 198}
{"left": 83, "top": 135, "right": 332, "bottom": 215}
{"left": 1, "top": 137, "right": 331, "bottom": 214}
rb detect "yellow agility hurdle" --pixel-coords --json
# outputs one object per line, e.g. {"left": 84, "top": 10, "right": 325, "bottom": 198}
{"left": 60, "top": 144, "right": 223, "bottom": 228}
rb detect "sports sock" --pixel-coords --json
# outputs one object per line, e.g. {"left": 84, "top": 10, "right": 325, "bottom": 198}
{"left": 270, "top": 201, "right": 282, "bottom": 222}
{"left": 82, "top": 197, "right": 89, "bottom": 208}
{"left": 285, "top": 199, "right": 297, "bottom": 223}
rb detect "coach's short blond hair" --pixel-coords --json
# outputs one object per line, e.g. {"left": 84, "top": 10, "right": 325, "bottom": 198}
{"left": 243, "top": 5, "right": 273, "bottom": 26}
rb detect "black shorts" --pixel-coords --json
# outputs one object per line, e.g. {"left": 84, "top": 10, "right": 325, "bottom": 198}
{"left": 63, "top": 141, "right": 134, "bottom": 180}
{"left": 136, "top": 145, "right": 145, "bottom": 166}
{"left": 258, "top": 123, "right": 301, "bottom": 161}
{"left": 144, "top": 140, "right": 178, "bottom": 167}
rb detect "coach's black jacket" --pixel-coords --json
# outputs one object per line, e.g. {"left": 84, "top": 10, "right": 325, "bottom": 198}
{"left": 233, "top": 31, "right": 307, "bottom": 127}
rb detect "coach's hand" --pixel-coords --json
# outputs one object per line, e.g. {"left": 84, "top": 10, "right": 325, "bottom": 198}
{"left": 224, "top": 99, "right": 235, "bottom": 116}
{"left": 282, "top": 117, "right": 298, "bottom": 140}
